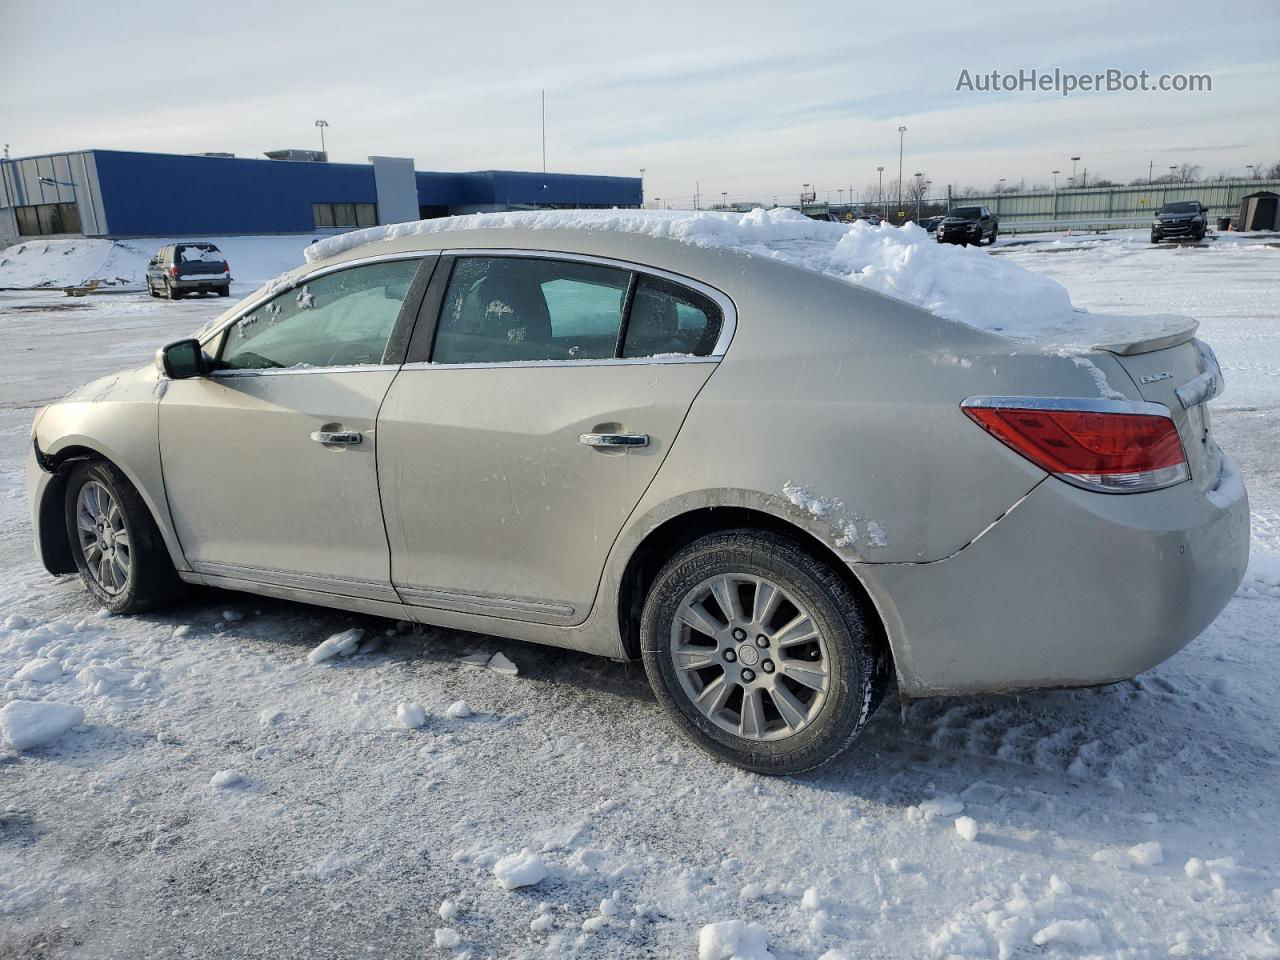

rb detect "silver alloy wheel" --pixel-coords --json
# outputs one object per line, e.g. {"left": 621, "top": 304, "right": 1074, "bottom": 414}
{"left": 75, "top": 480, "right": 131, "bottom": 595}
{"left": 670, "top": 573, "right": 831, "bottom": 741}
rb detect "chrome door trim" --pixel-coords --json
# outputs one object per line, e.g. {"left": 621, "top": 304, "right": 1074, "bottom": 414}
{"left": 192, "top": 559, "right": 401, "bottom": 602}
{"left": 195, "top": 250, "right": 438, "bottom": 349}
{"left": 395, "top": 584, "right": 577, "bottom": 623}
{"left": 396, "top": 356, "right": 718, "bottom": 372}
{"left": 438, "top": 246, "right": 739, "bottom": 358}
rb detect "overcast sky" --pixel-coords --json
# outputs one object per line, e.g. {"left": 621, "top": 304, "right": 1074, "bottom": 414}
{"left": 3, "top": 0, "right": 1277, "bottom": 206}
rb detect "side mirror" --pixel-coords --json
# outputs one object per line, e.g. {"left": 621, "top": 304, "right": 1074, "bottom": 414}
{"left": 156, "top": 338, "right": 209, "bottom": 379}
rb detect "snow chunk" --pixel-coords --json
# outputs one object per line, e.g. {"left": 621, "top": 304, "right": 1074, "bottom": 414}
{"left": 487, "top": 652, "right": 519, "bottom": 676}
{"left": 493, "top": 849, "right": 547, "bottom": 889}
{"left": 1128, "top": 840, "right": 1164, "bottom": 867}
{"left": 697, "top": 919, "right": 776, "bottom": 960}
{"left": 433, "top": 927, "right": 460, "bottom": 949}
{"left": 1031, "top": 919, "right": 1101, "bottom": 948}
{"left": 0, "top": 700, "right": 84, "bottom": 750}
{"left": 530, "top": 912, "right": 554, "bottom": 932}
{"left": 220, "top": 609, "right": 243, "bottom": 623}
{"left": 954, "top": 816, "right": 979, "bottom": 842}
{"left": 303, "top": 208, "right": 1083, "bottom": 340}
{"left": 210, "top": 769, "right": 246, "bottom": 789}
{"left": 15, "top": 658, "right": 63, "bottom": 683}
{"left": 917, "top": 796, "right": 965, "bottom": 820}
{"left": 307, "top": 628, "right": 363, "bottom": 663}
{"left": 445, "top": 700, "right": 473, "bottom": 719}
{"left": 397, "top": 702, "right": 427, "bottom": 729}
{"left": 438, "top": 899, "right": 457, "bottom": 922}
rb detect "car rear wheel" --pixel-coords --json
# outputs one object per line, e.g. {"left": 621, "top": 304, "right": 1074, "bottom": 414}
{"left": 165, "top": 279, "right": 183, "bottom": 300}
{"left": 640, "top": 530, "right": 888, "bottom": 775}
{"left": 64, "top": 460, "right": 186, "bottom": 614}
{"left": 217, "top": 284, "right": 230, "bottom": 297}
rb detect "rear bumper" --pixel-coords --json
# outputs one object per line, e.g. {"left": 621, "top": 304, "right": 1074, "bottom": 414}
{"left": 857, "top": 457, "right": 1250, "bottom": 697}
{"left": 174, "top": 276, "right": 230, "bottom": 288}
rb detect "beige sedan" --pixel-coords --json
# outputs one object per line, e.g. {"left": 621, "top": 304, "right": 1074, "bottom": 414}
{"left": 28, "top": 224, "right": 1248, "bottom": 773}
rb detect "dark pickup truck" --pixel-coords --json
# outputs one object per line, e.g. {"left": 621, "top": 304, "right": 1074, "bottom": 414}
{"left": 146, "top": 242, "right": 232, "bottom": 299}
{"left": 1151, "top": 201, "right": 1208, "bottom": 243}
{"left": 935, "top": 205, "right": 998, "bottom": 245}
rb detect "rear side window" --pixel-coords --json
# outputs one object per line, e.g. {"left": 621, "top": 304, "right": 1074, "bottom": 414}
{"left": 432, "top": 257, "right": 630, "bottom": 363}
{"left": 622, "top": 275, "right": 723, "bottom": 359}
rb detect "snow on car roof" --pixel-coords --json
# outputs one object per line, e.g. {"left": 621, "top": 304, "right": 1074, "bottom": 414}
{"left": 302, "top": 207, "right": 1177, "bottom": 347}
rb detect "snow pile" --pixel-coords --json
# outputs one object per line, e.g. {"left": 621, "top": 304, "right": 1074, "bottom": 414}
{"left": 307, "top": 628, "right": 363, "bottom": 664}
{"left": 396, "top": 702, "right": 427, "bottom": 728}
{"left": 14, "top": 658, "right": 63, "bottom": 683}
{"left": 303, "top": 207, "right": 1099, "bottom": 341}
{"left": 445, "top": 700, "right": 472, "bottom": 719}
{"left": 954, "top": 816, "right": 980, "bottom": 842}
{"left": 697, "top": 919, "right": 776, "bottom": 960}
{"left": 492, "top": 849, "right": 547, "bottom": 890}
{"left": 0, "top": 699, "right": 83, "bottom": 750}
{"left": 209, "top": 769, "right": 245, "bottom": 789}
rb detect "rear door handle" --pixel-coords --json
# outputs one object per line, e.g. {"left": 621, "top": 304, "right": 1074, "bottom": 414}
{"left": 579, "top": 432, "right": 649, "bottom": 448}
{"left": 310, "top": 430, "right": 362, "bottom": 445}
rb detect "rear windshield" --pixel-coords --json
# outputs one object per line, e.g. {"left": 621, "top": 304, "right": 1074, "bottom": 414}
{"left": 177, "top": 243, "right": 224, "bottom": 263}
{"left": 1159, "top": 201, "right": 1200, "bottom": 214}
{"left": 947, "top": 207, "right": 981, "bottom": 219}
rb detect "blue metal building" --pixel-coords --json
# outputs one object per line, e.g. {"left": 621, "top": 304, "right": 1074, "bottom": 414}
{"left": 0, "top": 148, "right": 642, "bottom": 246}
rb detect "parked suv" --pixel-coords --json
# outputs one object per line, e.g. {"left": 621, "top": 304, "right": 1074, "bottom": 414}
{"left": 1151, "top": 201, "right": 1208, "bottom": 244}
{"left": 146, "top": 243, "right": 232, "bottom": 299}
{"left": 936, "top": 206, "right": 998, "bottom": 245}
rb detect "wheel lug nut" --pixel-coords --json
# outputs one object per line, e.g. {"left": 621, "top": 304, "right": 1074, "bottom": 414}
{"left": 741, "top": 669, "right": 756, "bottom": 683}
{"left": 724, "top": 649, "right": 737, "bottom": 663}
{"left": 732, "top": 627, "right": 746, "bottom": 641}
{"left": 762, "top": 660, "right": 775, "bottom": 674}
{"left": 756, "top": 635, "right": 769, "bottom": 648}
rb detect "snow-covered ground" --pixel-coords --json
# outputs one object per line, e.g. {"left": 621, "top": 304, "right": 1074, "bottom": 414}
{"left": 1, "top": 236, "right": 1277, "bottom": 959}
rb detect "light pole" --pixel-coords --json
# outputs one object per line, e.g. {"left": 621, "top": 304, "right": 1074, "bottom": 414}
{"left": 1052, "top": 170, "right": 1060, "bottom": 191}
{"left": 1246, "top": 164, "right": 1256, "bottom": 180}
{"left": 639, "top": 168, "right": 645, "bottom": 207}
{"left": 913, "top": 172, "right": 923, "bottom": 221}
{"left": 897, "top": 125, "right": 907, "bottom": 221}
{"left": 1169, "top": 165, "right": 1178, "bottom": 182}
{"left": 1070, "top": 155, "right": 1080, "bottom": 186}
{"left": 876, "top": 166, "right": 884, "bottom": 220}
{"left": 315, "top": 119, "right": 329, "bottom": 156}
{"left": 721, "top": 191, "right": 727, "bottom": 210}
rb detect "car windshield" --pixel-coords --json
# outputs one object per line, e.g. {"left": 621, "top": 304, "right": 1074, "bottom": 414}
{"left": 1159, "top": 202, "right": 1199, "bottom": 214}
{"left": 947, "top": 207, "right": 981, "bottom": 219}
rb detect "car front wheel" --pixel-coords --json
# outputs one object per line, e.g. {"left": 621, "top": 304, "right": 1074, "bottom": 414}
{"left": 641, "top": 530, "right": 888, "bottom": 775}
{"left": 64, "top": 460, "right": 186, "bottom": 614}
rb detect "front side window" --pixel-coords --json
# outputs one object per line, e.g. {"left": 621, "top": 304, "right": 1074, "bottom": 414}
{"left": 218, "top": 259, "right": 419, "bottom": 371}
{"left": 433, "top": 257, "right": 630, "bottom": 363}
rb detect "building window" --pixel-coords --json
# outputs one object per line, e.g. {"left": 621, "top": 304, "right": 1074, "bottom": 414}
{"left": 15, "top": 202, "right": 81, "bottom": 237}
{"left": 312, "top": 202, "right": 377, "bottom": 229}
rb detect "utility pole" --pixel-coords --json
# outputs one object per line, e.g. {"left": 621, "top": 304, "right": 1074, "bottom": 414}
{"left": 639, "top": 168, "right": 645, "bottom": 208}
{"left": 897, "top": 125, "right": 907, "bottom": 222}
{"left": 695, "top": 181, "right": 700, "bottom": 210}
{"left": 876, "top": 166, "right": 884, "bottom": 220}
{"left": 1070, "top": 156, "right": 1080, "bottom": 187}
{"left": 1052, "top": 170, "right": 1060, "bottom": 191}
{"left": 721, "top": 190, "right": 727, "bottom": 210}
{"left": 1081, "top": 167, "right": 1088, "bottom": 189}
{"left": 1147, "top": 160, "right": 1153, "bottom": 185}
{"left": 541, "top": 90, "right": 546, "bottom": 173}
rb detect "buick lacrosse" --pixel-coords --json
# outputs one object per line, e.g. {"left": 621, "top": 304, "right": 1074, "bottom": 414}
{"left": 28, "top": 212, "right": 1249, "bottom": 773}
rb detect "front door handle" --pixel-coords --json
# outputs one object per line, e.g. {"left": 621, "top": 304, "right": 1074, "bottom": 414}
{"left": 579, "top": 432, "right": 649, "bottom": 448}
{"left": 311, "top": 430, "right": 362, "bottom": 445}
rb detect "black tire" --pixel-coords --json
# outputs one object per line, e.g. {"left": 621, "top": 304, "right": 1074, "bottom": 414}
{"left": 1151, "top": 233, "right": 1160, "bottom": 244}
{"left": 64, "top": 460, "right": 186, "bottom": 614}
{"left": 640, "top": 530, "right": 889, "bottom": 775}
{"left": 217, "top": 284, "right": 231, "bottom": 297}
{"left": 165, "top": 279, "right": 183, "bottom": 301}
{"left": 988, "top": 227, "right": 998, "bottom": 245}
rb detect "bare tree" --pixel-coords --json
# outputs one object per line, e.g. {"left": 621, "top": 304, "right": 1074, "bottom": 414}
{"left": 1266, "top": 161, "right": 1280, "bottom": 179}
{"left": 905, "top": 173, "right": 929, "bottom": 204}
{"left": 1176, "top": 162, "right": 1202, "bottom": 182}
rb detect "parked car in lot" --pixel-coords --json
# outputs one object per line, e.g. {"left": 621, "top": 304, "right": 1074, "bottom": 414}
{"left": 920, "top": 216, "right": 943, "bottom": 234}
{"left": 936, "top": 205, "right": 998, "bottom": 245}
{"left": 29, "top": 220, "right": 1248, "bottom": 774}
{"left": 1151, "top": 200, "right": 1209, "bottom": 243}
{"left": 146, "top": 242, "right": 232, "bottom": 299}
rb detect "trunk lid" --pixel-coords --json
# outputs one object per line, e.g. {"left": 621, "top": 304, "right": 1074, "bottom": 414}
{"left": 1094, "top": 323, "right": 1225, "bottom": 494}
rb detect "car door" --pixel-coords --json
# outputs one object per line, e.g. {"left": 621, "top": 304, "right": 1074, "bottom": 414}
{"left": 377, "top": 252, "right": 733, "bottom": 624}
{"left": 158, "top": 254, "right": 433, "bottom": 602}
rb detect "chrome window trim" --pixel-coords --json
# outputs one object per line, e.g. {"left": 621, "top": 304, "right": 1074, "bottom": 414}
{"left": 435, "top": 246, "right": 738, "bottom": 361}
{"left": 195, "top": 250, "right": 436, "bottom": 349}
{"left": 209, "top": 363, "right": 401, "bottom": 379}
{"left": 398, "top": 356, "right": 717, "bottom": 372}
{"left": 960, "top": 395, "right": 1174, "bottom": 419}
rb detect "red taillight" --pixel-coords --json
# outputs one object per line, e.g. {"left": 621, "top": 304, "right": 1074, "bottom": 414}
{"left": 168, "top": 265, "right": 179, "bottom": 278}
{"left": 962, "top": 401, "right": 1189, "bottom": 493}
